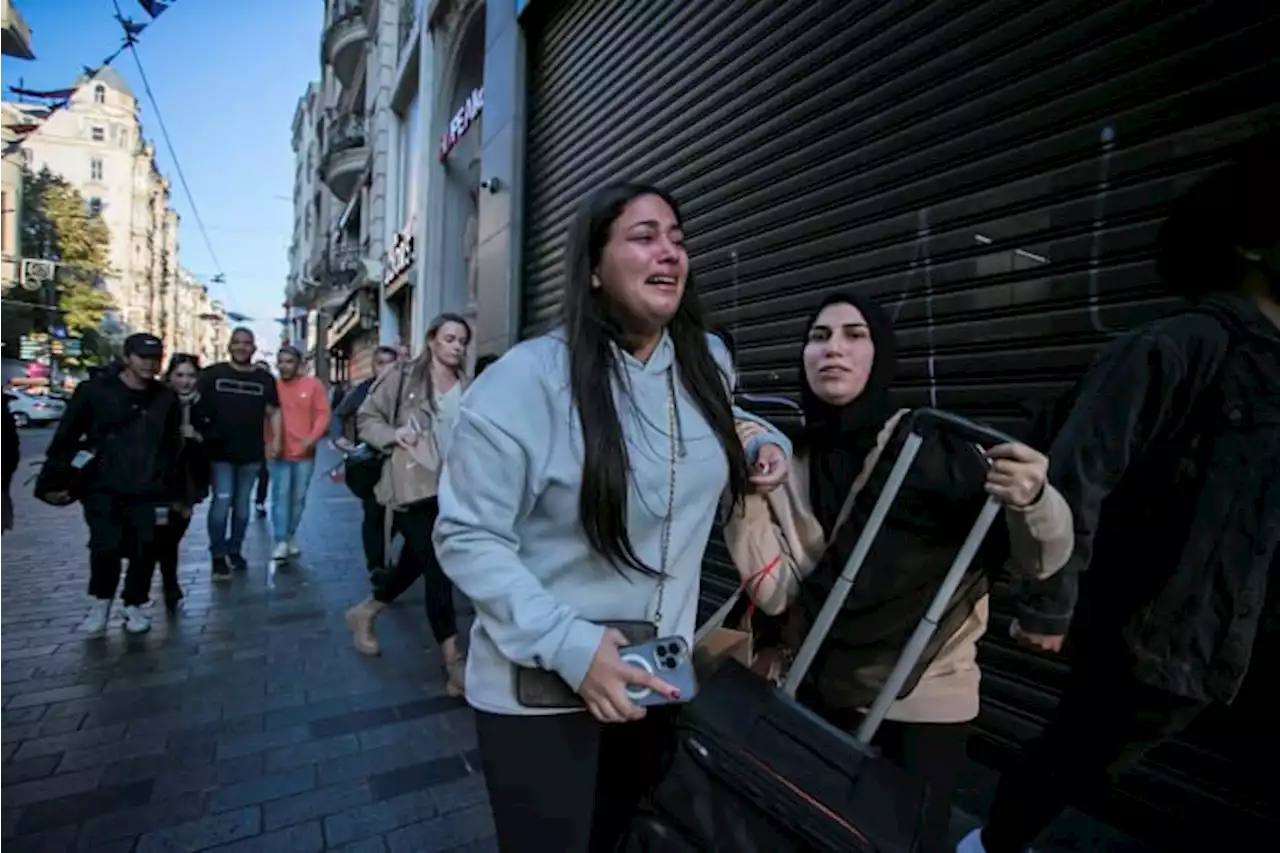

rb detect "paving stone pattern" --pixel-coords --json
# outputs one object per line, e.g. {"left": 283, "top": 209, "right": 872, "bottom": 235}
{"left": 3, "top": 432, "right": 495, "bottom": 852}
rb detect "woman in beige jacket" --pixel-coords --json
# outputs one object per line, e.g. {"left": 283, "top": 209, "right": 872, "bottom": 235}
{"left": 345, "top": 313, "right": 472, "bottom": 697}
{"left": 723, "top": 293, "right": 1074, "bottom": 853}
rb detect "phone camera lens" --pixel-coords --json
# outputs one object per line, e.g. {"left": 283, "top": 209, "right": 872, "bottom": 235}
{"left": 656, "top": 644, "right": 669, "bottom": 657}
{"left": 662, "top": 656, "right": 677, "bottom": 670}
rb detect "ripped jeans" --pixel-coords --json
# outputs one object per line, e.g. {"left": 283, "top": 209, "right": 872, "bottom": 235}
{"left": 207, "top": 461, "right": 260, "bottom": 559}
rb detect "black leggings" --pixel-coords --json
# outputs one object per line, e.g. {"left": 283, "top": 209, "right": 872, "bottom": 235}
{"left": 155, "top": 512, "right": 193, "bottom": 598}
{"left": 476, "top": 708, "right": 676, "bottom": 853}
{"left": 372, "top": 498, "right": 457, "bottom": 644}
{"left": 361, "top": 495, "right": 385, "bottom": 571}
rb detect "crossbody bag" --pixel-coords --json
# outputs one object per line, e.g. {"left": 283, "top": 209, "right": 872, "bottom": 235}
{"left": 516, "top": 371, "right": 681, "bottom": 708}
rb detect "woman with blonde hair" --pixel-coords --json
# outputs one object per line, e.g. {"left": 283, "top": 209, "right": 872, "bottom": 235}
{"left": 345, "top": 313, "right": 472, "bottom": 697}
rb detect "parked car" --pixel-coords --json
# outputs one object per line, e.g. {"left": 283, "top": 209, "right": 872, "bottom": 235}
{"left": 7, "top": 390, "right": 66, "bottom": 427}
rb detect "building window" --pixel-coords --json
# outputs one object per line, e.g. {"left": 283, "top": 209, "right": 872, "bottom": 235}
{"left": 91, "top": 126, "right": 105, "bottom": 142}
{"left": 94, "top": 84, "right": 106, "bottom": 104}
{"left": 87, "top": 197, "right": 103, "bottom": 216}
{"left": 90, "top": 158, "right": 104, "bottom": 181}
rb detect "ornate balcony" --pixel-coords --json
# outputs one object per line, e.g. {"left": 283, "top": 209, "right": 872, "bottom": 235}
{"left": 323, "top": 0, "right": 367, "bottom": 89}
{"left": 321, "top": 111, "right": 368, "bottom": 203}
{"left": 326, "top": 238, "right": 365, "bottom": 287}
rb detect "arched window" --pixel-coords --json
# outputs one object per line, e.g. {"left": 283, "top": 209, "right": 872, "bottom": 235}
{"left": 93, "top": 84, "right": 106, "bottom": 104}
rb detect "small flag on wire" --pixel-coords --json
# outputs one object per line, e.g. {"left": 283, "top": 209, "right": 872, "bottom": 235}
{"left": 7, "top": 86, "right": 77, "bottom": 100}
{"left": 137, "top": 1, "right": 171, "bottom": 18}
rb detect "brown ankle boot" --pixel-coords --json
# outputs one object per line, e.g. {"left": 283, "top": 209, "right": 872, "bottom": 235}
{"left": 345, "top": 599, "right": 383, "bottom": 656}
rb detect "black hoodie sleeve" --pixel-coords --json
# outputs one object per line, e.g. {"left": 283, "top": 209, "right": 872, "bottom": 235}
{"left": 44, "top": 382, "right": 95, "bottom": 471}
{"left": 2, "top": 394, "right": 19, "bottom": 487}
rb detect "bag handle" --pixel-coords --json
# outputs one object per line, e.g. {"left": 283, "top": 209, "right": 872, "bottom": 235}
{"left": 780, "top": 408, "right": 1017, "bottom": 745}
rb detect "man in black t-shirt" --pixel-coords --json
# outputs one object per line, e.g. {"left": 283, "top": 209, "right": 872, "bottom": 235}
{"left": 200, "top": 328, "right": 281, "bottom": 579}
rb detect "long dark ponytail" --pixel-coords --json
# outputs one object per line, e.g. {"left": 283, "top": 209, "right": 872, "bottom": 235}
{"left": 563, "top": 183, "right": 748, "bottom": 575}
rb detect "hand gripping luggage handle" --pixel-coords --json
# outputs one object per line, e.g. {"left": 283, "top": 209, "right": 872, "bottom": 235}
{"left": 781, "top": 409, "right": 1017, "bottom": 745}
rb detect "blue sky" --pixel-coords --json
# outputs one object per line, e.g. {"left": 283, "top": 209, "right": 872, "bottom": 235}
{"left": 2, "top": 0, "right": 322, "bottom": 359}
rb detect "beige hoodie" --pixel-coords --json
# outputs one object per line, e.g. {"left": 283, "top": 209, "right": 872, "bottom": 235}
{"left": 723, "top": 411, "right": 1074, "bottom": 723}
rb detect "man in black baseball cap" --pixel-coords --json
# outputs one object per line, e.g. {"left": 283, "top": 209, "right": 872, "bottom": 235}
{"left": 35, "top": 329, "right": 181, "bottom": 636}
{"left": 123, "top": 333, "right": 164, "bottom": 381}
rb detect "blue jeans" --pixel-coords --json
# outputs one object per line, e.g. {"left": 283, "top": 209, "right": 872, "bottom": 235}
{"left": 269, "top": 459, "right": 315, "bottom": 543}
{"left": 208, "top": 462, "right": 260, "bottom": 559}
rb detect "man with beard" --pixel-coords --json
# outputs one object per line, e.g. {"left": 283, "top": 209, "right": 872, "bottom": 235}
{"left": 960, "top": 135, "right": 1280, "bottom": 852}
{"left": 199, "top": 328, "right": 281, "bottom": 580}
{"left": 38, "top": 333, "right": 181, "bottom": 635}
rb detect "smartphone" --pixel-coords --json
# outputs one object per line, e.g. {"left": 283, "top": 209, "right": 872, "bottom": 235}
{"left": 620, "top": 635, "right": 699, "bottom": 707}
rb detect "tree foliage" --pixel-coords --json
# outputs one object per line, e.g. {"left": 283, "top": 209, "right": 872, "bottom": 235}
{"left": 13, "top": 167, "right": 117, "bottom": 364}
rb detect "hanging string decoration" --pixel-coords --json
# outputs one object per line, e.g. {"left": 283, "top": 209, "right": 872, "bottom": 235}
{"left": 2, "top": 1, "right": 180, "bottom": 156}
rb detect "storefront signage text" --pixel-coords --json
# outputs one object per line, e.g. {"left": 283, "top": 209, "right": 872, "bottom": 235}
{"left": 330, "top": 293, "right": 363, "bottom": 344}
{"left": 384, "top": 227, "right": 415, "bottom": 292}
{"left": 439, "top": 87, "right": 483, "bottom": 161}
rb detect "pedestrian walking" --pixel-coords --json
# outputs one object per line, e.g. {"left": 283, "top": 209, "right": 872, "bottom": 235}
{"left": 344, "top": 315, "right": 472, "bottom": 696}
{"left": 155, "top": 353, "right": 220, "bottom": 613}
{"left": 2, "top": 389, "right": 18, "bottom": 534}
{"left": 431, "top": 183, "right": 791, "bottom": 852}
{"left": 723, "top": 293, "right": 1073, "bottom": 853}
{"left": 958, "top": 133, "right": 1280, "bottom": 853}
{"left": 199, "top": 328, "right": 281, "bottom": 580}
{"left": 333, "top": 345, "right": 401, "bottom": 577}
{"left": 268, "top": 345, "right": 330, "bottom": 562}
{"left": 36, "top": 333, "right": 181, "bottom": 635}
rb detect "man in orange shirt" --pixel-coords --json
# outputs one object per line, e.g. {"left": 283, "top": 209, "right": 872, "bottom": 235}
{"left": 269, "top": 345, "right": 331, "bottom": 562}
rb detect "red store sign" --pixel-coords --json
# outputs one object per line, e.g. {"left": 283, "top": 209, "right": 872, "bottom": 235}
{"left": 439, "top": 87, "right": 483, "bottom": 161}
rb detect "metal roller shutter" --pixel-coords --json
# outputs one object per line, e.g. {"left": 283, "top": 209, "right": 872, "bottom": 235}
{"left": 522, "top": 1, "right": 1278, "bottom": 846}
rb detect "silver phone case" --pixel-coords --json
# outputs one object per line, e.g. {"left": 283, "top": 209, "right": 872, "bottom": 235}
{"left": 621, "top": 635, "right": 699, "bottom": 707}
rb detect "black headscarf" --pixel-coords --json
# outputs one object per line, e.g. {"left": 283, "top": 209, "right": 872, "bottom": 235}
{"left": 797, "top": 293, "right": 899, "bottom": 536}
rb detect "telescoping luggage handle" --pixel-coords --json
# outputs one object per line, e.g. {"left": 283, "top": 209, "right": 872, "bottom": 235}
{"left": 780, "top": 408, "right": 1019, "bottom": 745}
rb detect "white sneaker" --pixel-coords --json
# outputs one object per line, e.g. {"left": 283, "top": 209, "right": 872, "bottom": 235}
{"left": 956, "top": 828, "right": 987, "bottom": 853}
{"left": 287, "top": 538, "right": 301, "bottom": 557}
{"left": 79, "top": 599, "right": 111, "bottom": 635}
{"left": 122, "top": 604, "right": 151, "bottom": 634}
{"left": 272, "top": 541, "right": 290, "bottom": 561}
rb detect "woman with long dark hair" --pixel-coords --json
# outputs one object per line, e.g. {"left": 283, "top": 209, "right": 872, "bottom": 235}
{"left": 158, "top": 353, "right": 219, "bottom": 613}
{"left": 346, "top": 314, "right": 473, "bottom": 696}
{"left": 433, "top": 183, "right": 790, "bottom": 852}
{"left": 723, "top": 293, "right": 1075, "bottom": 853}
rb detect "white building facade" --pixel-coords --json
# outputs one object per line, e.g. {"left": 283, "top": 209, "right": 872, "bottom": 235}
{"left": 12, "top": 69, "right": 190, "bottom": 345}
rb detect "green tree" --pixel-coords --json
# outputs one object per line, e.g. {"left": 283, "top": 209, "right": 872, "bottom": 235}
{"left": 16, "top": 166, "right": 117, "bottom": 364}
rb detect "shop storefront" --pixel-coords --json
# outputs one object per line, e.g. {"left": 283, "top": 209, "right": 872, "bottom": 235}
{"left": 516, "top": 0, "right": 1278, "bottom": 846}
{"left": 424, "top": 0, "right": 486, "bottom": 336}
{"left": 327, "top": 286, "right": 379, "bottom": 383}
{"left": 384, "top": 224, "right": 416, "bottom": 349}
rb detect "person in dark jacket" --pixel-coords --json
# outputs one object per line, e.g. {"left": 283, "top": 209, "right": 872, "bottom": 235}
{"left": 960, "top": 135, "right": 1280, "bottom": 853}
{"left": 39, "top": 333, "right": 182, "bottom": 636}
{"left": 155, "top": 353, "right": 219, "bottom": 613}
{"left": 333, "top": 345, "right": 400, "bottom": 576}
{"left": 2, "top": 389, "right": 18, "bottom": 533}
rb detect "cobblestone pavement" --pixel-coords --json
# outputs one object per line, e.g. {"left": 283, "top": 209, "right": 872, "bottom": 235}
{"left": 2, "top": 431, "right": 493, "bottom": 852}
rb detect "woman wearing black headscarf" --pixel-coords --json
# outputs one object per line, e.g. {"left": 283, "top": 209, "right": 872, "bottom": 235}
{"left": 724, "top": 292, "right": 1075, "bottom": 853}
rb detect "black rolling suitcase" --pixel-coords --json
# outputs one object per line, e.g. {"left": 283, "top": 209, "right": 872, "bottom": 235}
{"left": 624, "top": 409, "right": 1018, "bottom": 852}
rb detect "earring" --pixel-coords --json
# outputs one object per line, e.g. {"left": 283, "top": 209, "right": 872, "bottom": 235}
{"left": 591, "top": 274, "right": 603, "bottom": 290}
